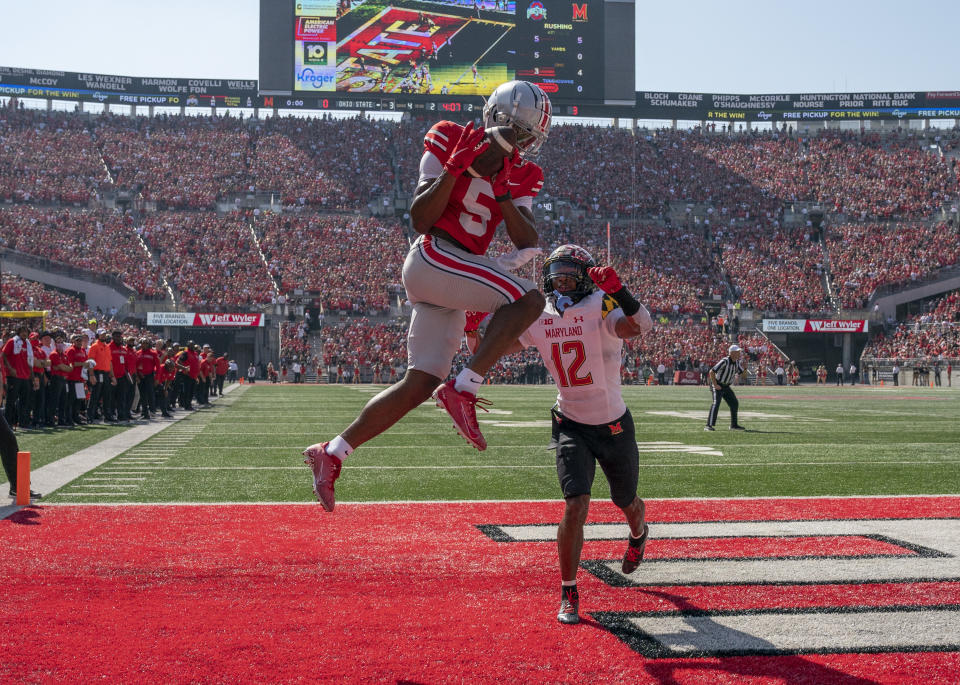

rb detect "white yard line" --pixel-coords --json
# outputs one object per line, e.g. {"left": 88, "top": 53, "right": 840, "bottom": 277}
{"left": 2, "top": 383, "right": 242, "bottom": 516}
{"left": 96, "top": 459, "right": 960, "bottom": 471}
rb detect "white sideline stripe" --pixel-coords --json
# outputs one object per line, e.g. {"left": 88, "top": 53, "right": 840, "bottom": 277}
{"left": 33, "top": 494, "right": 960, "bottom": 507}
{"left": 1, "top": 383, "right": 243, "bottom": 518}
{"left": 59, "top": 459, "right": 960, "bottom": 471}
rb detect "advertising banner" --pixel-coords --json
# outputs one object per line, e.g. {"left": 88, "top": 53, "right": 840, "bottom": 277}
{"left": 0, "top": 66, "right": 257, "bottom": 107}
{"left": 147, "top": 313, "right": 265, "bottom": 327}
{"left": 762, "top": 319, "right": 868, "bottom": 334}
{"left": 804, "top": 319, "right": 868, "bottom": 333}
{"left": 761, "top": 319, "right": 806, "bottom": 333}
{"left": 673, "top": 370, "right": 700, "bottom": 385}
{"left": 636, "top": 90, "right": 960, "bottom": 122}
{"left": 294, "top": 0, "right": 336, "bottom": 92}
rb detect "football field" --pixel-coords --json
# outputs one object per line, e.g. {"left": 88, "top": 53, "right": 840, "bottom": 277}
{"left": 39, "top": 382, "right": 960, "bottom": 503}
{"left": 3, "top": 384, "right": 960, "bottom": 682}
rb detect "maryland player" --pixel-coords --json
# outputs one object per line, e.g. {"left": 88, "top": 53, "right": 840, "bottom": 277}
{"left": 304, "top": 81, "right": 551, "bottom": 511}
{"left": 466, "top": 245, "right": 654, "bottom": 624}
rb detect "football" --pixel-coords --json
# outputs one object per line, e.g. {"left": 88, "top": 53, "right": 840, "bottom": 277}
{"left": 469, "top": 125, "right": 517, "bottom": 177}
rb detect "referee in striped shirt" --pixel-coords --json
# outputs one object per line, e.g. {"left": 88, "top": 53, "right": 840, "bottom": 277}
{"left": 705, "top": 344, "right": 747, "bottom": 431}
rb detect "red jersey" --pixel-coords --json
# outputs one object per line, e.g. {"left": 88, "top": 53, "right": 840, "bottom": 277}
{"left": 180, "top": 350, "right": 201, "bottom": 379}
{"left": 65, "top": 345, "right": 88, "bottom": 382}
{"left": 2, "top": 337, "right": 32, "bottom": 379}
{"left": 215, "top": 356, "right": 229, "bottom": 375}
{"left": 136, "top": 349, "right": 159, "bottom": 375}
{"left": 49, "top": 348, "right": 68, "bottom": 378}
{"left": 32, "top": 345, "right": 47, "bottom": 375}
{"left": 422, "top": 121, "right": 544, "bottom": 255}
{"left": 200, "top": 356, "right": 213, "bottom": 378}
{"left": 109, "top": 341, "right": 130, "bottom": 377}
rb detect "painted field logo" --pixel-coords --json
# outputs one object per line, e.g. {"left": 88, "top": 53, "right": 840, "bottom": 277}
{"left": 479, "top": 509, "right": 960, "bottom": 658}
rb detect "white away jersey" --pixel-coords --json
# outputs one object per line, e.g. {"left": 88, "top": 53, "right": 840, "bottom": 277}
{"left": 518, "top": 291, "right": 626, "bottom": 425}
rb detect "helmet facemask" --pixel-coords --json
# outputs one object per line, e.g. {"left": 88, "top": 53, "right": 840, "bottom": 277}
{"left": 542, "top": 258, "right": 595, "bottom": 312}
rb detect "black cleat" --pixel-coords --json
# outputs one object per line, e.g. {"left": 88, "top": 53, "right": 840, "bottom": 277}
{"left": 622, "top": 523, "right": 649, "bottom": 574}
{"left": 9, "top": 488, "right": 42, "bottom": 500}
{"left": 704, "top": 425, "right": 715, "bottom": 431}
{"left": 730, "top": 424, "right": 746, "bottom": 431}
{"left": 557, "top": 586, "right": 580, "bottom": 625}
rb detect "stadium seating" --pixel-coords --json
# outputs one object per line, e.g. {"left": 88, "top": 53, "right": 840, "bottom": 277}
{"left": 256, "top": 213, "right": 407, "bottom": 316}
{"left": 826, "top": 222, "right": 960, "bottom": 309}
{"left": 139, "top": 211, "right": 274, "bottom": 309}
{"left": 2, "top": 103, "right": 959, "bottom": 377}
{"left": 0, "top": 205, "right": 167, "bottom": 298}
{"left": 861, "top": 290, "right": 960, "bottom": 360}
{"left": 0, "top": 109, "right": 107, "bottom": 204}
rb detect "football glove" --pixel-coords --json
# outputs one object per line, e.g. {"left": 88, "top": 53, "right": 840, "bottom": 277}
{"left": 491, "top": 148, "right": 519, "bottom": 198}
{"left": 464, "top": 311, "right": 489, "bottom": 333}
{"left": 443, "top": 122, "right": 488, "bottom": 177}
{"left": 587, "top": 266, "right": 623, "bottom": 294}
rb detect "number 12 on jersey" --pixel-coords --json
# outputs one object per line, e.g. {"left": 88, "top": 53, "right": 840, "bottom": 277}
{"left": 550, "top": 341, "right": 593, "bottom": 387}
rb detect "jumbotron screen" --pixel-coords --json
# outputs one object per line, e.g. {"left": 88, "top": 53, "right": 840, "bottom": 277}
{"left": 260, "top": 0, "right": 635, "bottom": 109}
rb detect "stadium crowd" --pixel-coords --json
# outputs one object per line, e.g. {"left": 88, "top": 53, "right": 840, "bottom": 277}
{"left": 0, "top": 206, "right": 167, "bottom": 298}
{"left": 2, "top": 101, "right": 959, "bottom": 384}
{"left": 861, "top": 290, "right": 960, "bottom": 362}
{"left": 827, "top": 222, "right": 960, "bottom": 309}
{"left": 257, "top": 213, "right": 406, "bottom": 316}
{"left": 139, "top": 211, "right": 274, "bottom": 309}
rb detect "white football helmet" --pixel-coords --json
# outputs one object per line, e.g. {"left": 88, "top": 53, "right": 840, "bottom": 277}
{"left": 482, "top": 80, "right": 552, "bottom": 158}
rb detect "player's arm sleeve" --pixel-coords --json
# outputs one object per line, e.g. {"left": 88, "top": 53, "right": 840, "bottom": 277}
{"left": 601, "top": 296, "right": 626, "bottom": 337}
{"left": 418, "top": 151, "right": 444, "bottom": 187}
{"left": 517, "top": 326, "right": 536, "bottom": 349}
{"left": 510, "top": 164, "right": 544, "bottom": 211}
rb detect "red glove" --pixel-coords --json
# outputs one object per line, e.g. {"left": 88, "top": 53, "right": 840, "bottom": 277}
{"left": 443, "top": 122, "right": 488, "bottom": 176}
{"left": 491, "top": 148, "right": 519, "bottom": 198}
{"left": 588, "top": 266, "right": 623, "bottom": 294}
{"left": 464, "top": 311, "right": 488, "bottom": 333}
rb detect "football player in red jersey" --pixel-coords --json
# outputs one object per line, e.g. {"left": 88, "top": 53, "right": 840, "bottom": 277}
{"left": 304, "top": 81, "right": 551, "bottom": 511}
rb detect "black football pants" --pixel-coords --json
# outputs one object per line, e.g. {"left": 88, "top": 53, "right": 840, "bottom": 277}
{"left": 707, "top": 385, "right": 738, "bottom": 428}
{"left": 4, "top": 377, "right": 29, "bottom": 427}
{"left": 0, "top": 412, "right": 20, "bottom": 489}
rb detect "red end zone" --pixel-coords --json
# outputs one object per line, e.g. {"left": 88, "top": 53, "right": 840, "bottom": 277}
{"left": 2, "top": 497, "right": 959, "bottom": 683}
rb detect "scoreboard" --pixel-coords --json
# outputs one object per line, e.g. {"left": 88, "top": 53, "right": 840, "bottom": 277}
{"left": 514, "top": 0, "right": 603, "bottom": 102}
{"left": 260, "top": 0, "right": 636, "bottom": 110}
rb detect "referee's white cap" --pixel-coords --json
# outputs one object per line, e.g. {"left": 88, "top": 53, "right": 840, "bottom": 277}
{"left": 728, "top": 344, "right": 741, "bottom": 353}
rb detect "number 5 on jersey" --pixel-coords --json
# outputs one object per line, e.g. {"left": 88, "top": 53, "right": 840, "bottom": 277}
{"left": 459, "top": 177, "right": 495, "bottom": 236}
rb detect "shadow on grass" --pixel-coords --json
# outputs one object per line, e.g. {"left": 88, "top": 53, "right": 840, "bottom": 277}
{"left": 7, "top": 506, "right": 43, "bottom": 525}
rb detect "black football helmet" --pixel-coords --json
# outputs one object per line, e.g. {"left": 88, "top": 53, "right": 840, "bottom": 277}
{"left": 542, "top": 244, "right": 596, "bottom": 307}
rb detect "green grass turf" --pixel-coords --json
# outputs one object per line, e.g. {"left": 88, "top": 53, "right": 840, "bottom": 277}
{"left": 0, "top": 423, "right": 130, "bottom": 485}
{"left": 43, "top": 383, "right": 960, "bottom": 503}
